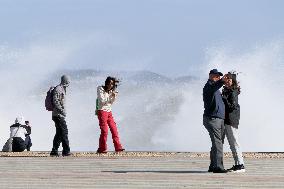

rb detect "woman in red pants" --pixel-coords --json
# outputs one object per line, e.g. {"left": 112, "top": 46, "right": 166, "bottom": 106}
{"left": 96, "top": 76, "right": 125, "bottom": 153}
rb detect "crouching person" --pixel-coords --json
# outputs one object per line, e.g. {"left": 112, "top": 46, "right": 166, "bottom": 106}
{"left": 96, "top": 76, "right": 124, "bottom": 153}
{"left": 10, "top": 116, "right": 29, "bottom": 152}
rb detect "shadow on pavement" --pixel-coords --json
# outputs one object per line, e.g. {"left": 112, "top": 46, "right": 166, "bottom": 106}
{"left": 102, "top": 170, "right": 207, "bottom": 174}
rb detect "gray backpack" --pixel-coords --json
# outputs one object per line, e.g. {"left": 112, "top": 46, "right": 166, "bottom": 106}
{"left": 2, "top": 126, "right": 20, "bottom": 152}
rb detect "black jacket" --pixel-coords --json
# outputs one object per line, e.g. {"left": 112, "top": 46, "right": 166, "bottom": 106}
{"left": 222, "top": 87, "right": 240, "bottom": 128}
{"left": 23, "top": 125, "right": 31, "bottom": 136}
{"left": 203, "top": 79, "right": 225, "bottom": 119}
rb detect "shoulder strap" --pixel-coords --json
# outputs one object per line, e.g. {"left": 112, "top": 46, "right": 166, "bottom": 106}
{"left": 11, "top": 126, "right": 20, "bottom": 139}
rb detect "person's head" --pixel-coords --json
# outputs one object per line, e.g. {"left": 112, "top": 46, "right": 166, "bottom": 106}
{"left": 225, "top": 72, "right": 241, "bottom": 93}
{"left": 209, "top": 69, "right": 223, "bottom": 82}
{"left": 15, "top": 116, "right": 25, "bottom": 125}
{"left": 61, "top": 75, "right": 70, "bottom": 87}
{"left": 25, "top": 121, "right": 30, "bottom": 125}
{"left": 104, "top": 76, "right": 119, "bottom": 91}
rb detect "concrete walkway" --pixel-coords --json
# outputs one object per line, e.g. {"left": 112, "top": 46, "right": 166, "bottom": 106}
{"left": 0, "top": 152, "right": 283, "bottom": 189}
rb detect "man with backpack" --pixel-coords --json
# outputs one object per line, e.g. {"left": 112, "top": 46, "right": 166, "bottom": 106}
{"left": 48, "top": 75, "right": 71, "bottom": 157}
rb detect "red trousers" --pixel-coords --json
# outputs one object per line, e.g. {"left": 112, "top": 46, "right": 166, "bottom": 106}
{"left": 97, "top": 110, "right": 123, "bottom": 152}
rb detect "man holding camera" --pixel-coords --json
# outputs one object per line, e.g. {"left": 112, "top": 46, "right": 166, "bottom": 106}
{"left": 96, "top": 76, "right": 124, "bottom": 153}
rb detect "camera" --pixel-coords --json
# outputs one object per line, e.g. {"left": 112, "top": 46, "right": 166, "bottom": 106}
{"left": 113, "top": 78, "right": 120, "bottom": 91}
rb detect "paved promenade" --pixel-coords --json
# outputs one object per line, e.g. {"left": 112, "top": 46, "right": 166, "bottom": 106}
{"left": 0, "top": 152, "right": 283, "bottom": 189}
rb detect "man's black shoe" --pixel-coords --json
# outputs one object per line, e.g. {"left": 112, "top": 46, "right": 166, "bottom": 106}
{"left": 62, "top": 152, "right": 72, "bottom": 157}
{"left": 50, "top": 151, "right": 59, "bottom": 157}
{"left": 208, "top": 167, "right": 214, "bottom": 172}
{"left": 212, "top": 168, "right": 228, "bottom": 173}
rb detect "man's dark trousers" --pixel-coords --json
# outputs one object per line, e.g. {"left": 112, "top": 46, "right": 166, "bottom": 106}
{"left": 25, "top": 135, "right": 32, "bottom": 151}
{"left": 203, "top": 115, "right": 225, "bottom": 170}
{"left": 52, "top": 116, "right": 70, "bottom": 154}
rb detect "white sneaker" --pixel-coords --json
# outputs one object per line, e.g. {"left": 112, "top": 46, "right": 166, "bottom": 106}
{"left": 233, "top": 164, "right": 246, "bottom": 173}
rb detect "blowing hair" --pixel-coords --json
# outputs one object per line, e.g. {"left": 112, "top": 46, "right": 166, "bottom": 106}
{"left": 105, "top": 76, "right": 115, "bottom": 86}
{"left": 104, "top": 76, "right": 119, "bottom": 90}
{"left": 227, "top": 72, "right": 241, "bottom": 94}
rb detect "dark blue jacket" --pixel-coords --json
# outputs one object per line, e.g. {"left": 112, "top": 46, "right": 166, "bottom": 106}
{"left": 203, "top": 79, "right": 225, "bottom": 119}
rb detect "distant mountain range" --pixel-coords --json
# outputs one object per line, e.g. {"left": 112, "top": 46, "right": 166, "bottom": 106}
{"left": 33, "top": 69, "right": 198, "bottom": 96}
{"left": 48, "top": 69, "right": 197, "bottom": 84}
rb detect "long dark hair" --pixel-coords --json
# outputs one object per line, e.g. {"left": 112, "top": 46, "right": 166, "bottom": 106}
{"left": 104, "top": 76, "right": 120, "bottom": 91}
{"left": 227, "top": 72, "right": 241, "bottom": 94}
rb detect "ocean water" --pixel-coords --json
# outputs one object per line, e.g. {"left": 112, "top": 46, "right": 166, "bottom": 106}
{"left": 0, "top": 40, "right": 283, "bottom": 152}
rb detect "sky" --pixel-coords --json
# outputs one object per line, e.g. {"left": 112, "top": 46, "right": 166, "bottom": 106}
{"left": 0, "top": 0, "right": 284, "bottom": 77}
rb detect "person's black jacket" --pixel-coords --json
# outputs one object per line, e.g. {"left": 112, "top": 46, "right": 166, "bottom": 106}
{"left": 222, "top": 87, "right": 240, "bottom": 128}
{"left": 203, "top": 79, "right": 225, "bottom": 119}
{"left": 23, "top": 125, "right": 31, "bottom": 136}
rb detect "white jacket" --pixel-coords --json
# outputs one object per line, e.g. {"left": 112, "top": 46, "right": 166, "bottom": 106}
{"left": 97, "top": 86, "right": 117, "bottom": 112}
{"left": 10, "top": 124, "right": 27, "bottom": 141}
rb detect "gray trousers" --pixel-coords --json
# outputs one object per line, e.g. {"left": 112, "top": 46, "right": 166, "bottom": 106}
{"left": 225, "top": 124, "right": 244, "bottom": 165}
{"left": 203, "top": 116, "right": 225, "bottom": 170}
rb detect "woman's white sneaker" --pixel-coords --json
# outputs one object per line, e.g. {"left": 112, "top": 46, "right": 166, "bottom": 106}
{"left": 233, "top": 164, "right": 246, "bottom": 173}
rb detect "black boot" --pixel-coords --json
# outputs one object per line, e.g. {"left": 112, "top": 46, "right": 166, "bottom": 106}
{"left": 50, "top": 149, "right": 59, "bottom": 157}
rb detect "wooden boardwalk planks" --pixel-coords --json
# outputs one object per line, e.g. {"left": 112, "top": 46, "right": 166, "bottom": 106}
{"left": 0, "top": 152, "right": 283, "bottom": 188}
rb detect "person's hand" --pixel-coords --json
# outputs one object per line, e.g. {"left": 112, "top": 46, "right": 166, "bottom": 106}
{"left": 60, "top": 110, "right": 66, "bottom": 117}
{"left": 113, "top": 91, "right": 118, "bottom": 97}
{"left": 110, "top": 91, "right": 118, "bottom": 97}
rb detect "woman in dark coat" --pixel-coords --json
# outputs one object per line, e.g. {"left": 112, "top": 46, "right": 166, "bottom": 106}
{"left": 222, "top": 73, "right": 245, "bottom": 173}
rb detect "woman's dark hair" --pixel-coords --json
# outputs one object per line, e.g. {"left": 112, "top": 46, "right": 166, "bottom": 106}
{"left": 104, "top": 76, "right": 119, "bottom": 90}
{"left": 227, "top": 72, "right": 241, "bottom": 94}
{"left": 105, "top": 76, "right": 114, "bottom": 86}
